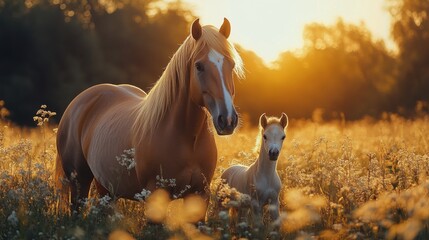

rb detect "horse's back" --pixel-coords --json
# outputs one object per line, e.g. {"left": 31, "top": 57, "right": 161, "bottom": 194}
{"left": 58, "top": 84, "right": 145, "bottom": 144}
{"left": 221, "top": 164, "right": 249, "bottom": 194}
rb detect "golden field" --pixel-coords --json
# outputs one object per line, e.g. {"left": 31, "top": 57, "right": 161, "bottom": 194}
{"left": 1, "top": 103, "right": 429, "bottom": 239}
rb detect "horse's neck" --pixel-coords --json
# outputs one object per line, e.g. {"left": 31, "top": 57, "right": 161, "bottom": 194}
{"left": 254, "top": 141, "right": 278, "bottom": 177}
{"left": 167, "top": 83, "right": 208, "bottom": 138}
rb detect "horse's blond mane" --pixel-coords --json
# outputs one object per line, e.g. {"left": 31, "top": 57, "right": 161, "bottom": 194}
{"left": 132, "top": 25, "right": 244, "bottom": 142}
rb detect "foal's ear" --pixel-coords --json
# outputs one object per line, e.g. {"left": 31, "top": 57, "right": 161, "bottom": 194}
{"left": 280, "top": 113, "right": 288, "bottom": 128}
{"left": 219, "top": 18, "right": 231, "bottom": 39}
{"left": 191, "top": 18, "right": 202, "bottom": 40}
{"left": 259, "top": 113, "right": 267, "bottom": 129}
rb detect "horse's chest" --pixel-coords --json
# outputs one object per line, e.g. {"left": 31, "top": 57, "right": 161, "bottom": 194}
{"left": 253, "top": 176, "right": 280, "bottom": 202}
{"left": 150, "top": 136, "right": 215, "bottom": 164}
{"left": 137, "top": 134, "right": 217, "bottom": 192}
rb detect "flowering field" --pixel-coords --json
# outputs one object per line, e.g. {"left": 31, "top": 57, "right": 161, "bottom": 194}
{"left": 1, "top": 103, "right": 429, "bottom": 239}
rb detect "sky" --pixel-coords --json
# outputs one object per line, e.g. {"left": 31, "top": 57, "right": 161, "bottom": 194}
{"left": 176, "top": 0, "right": 393, "bottom": 64}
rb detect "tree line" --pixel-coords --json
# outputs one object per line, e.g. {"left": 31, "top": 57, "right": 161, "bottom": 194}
{"left": 0, "top": 0, "right": 428, "bottom": 125}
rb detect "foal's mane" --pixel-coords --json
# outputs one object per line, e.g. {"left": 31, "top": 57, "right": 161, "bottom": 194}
{"left": 132, "top": 25, "right": 244, "bottom": 141}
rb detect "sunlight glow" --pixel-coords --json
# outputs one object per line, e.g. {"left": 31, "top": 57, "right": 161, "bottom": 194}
{"left": 180, "top": 0, "right": 393, "bottom": 64}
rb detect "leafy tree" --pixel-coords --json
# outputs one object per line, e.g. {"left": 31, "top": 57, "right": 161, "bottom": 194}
{"left": 390, "top": 0, "right": 429, "bottom": 110}
{"left": 300, "top": 19, "right": 396, "bottom": 118}
{"left": 235, "top": 19, "right": 395, "bottom": 122}
{"left": 0, "top": 0, "right": 191, "bottom": 125}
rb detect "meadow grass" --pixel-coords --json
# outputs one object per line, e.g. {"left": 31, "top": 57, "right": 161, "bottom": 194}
{"left": 1, "top": 103, "right": 429, "bottom": 239}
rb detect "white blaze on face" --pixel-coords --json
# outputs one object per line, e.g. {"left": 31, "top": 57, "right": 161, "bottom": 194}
{"left": 208, "top": 48, "right": 233, "bottom": 123}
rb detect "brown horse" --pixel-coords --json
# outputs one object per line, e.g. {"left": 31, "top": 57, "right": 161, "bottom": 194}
{"left": 55, "top": 18, "right": 244, "bottom": 212}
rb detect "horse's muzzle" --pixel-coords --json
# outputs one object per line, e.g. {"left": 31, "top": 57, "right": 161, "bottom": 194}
{"left": 215, "top": 112, "right": 238, "bottom": 135}
{"left": 269, "top": 149, "right": 279, "bottom": 161}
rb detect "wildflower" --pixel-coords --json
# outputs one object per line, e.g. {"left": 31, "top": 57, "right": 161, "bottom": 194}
{"left": 33, "top": 105, "right": 56, "bottom": 126}
{"left": 155, "top": 175, "right": 178, "bottom": 188}
{"left": 7, "top": 211, "right": 18, "bottom": 227}
{"left": 110, "top": 212, "right": 124, "bottom": 221}
{"left": 239, "top": 193, "right": 251, "bottom": 206}
{"left": 70, "top": 171, "right": 78, "bottom": 180}
{"left": 183, "top": 195, "right": 207, "bottom": 223}
{"left": 218, "top": 210, "right": 228, "bottom": 220}
{"left": 173, "top": 184, "right": 191, "bottom": 199}
{"left": 108, "top": 230, "right": 135, "bottom": 240}
{"left": 116, "top": 148, "right": 136, "bottom": 170}
{"left": 134, "top": 189, "right": 151, "bottom": 201}
{"left": 144, "top": 189, "right": 170, "bottom": 223}
{"left": 238, "top": 221, "right": 248, "bottom": 228}
{"left": 388, "top": 219, "right": 422, "bottom": 240}
{"left": 99, "top": 195, "right": 112, "bottom": 206}
{"left": 333, "top": 223, "right": 342, "bottom": 230}
{"left": 73, "top": 226, "right": 85, "bottom": 238}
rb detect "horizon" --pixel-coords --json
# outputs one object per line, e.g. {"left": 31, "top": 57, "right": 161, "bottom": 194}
{"left": 177, "top": 0, "right": 394, "bottom": 64}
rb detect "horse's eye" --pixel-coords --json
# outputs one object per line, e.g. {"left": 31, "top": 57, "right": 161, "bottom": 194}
{"left": 263, "top": 135, "right": 267, "bottom": 140}
{"left": 195, "top": 62, "right": 204, "bottom": 72}
{"left": 281, "top": 135, "right": 286, "bottom": 140}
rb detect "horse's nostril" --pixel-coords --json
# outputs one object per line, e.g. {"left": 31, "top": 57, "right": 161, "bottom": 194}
{"left": 268, "top": 149, "right": 278, "bottom": 160}
{"left": 232, "top": 113, "right": 238, "bottom": 127}
{"left": 218, "top": 115, "right": 226, "bottom": 129}
{"left": 269, "top": 149, "right": 279, "bottom": 156}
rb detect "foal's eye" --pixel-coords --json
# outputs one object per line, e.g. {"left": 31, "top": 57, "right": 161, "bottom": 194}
{"left": 281, "top": 135, "right": 286, "bottom": 140}
{"left": 263, "top": 135, "right": 267, "bottom": 140}
{"left": 195, "top": 62, "right": 204, "bottom": 72}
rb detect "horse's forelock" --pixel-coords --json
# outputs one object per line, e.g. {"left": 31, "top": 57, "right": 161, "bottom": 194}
{"left": 197, "top": 25, "right": 244, "bottom": 79}
{"left": 132, "top": 24, "right": 244, "bottom": 142}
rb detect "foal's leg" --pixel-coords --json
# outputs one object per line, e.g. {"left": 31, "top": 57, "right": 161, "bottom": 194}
{"left": 251, "top": 199, "right": 263, "bottom": 226}
{"left": 269, "top": 198, "right": 280, "bottom": 221}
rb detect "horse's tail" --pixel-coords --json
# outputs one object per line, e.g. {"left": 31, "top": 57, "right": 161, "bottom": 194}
{"left": 55, "top": 154, "right": 70, "bottom": 214}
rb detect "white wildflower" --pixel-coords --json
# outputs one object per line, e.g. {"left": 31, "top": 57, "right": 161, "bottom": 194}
{"left": 218, "top": 210, "right": 229, "bottom": 220}
{"left": 238, "top": 221, "right": 248, "bottom": 228}
{"left": 134, "top": 188, "right": 151, "bottom": 201}
{"left": 173, "top": 184, "right": 191, "bottom": 199}
{"left": 99, "top": 195, "right": 112, "bottom": 206}
{"left": 116, "top": 148, "right": 136, "bottom": 170}
{"left": 7, "top": 211, "right": 18, "bottom": 227}
{"left": 333, "top": 223, "right": 343, "bottom": 230}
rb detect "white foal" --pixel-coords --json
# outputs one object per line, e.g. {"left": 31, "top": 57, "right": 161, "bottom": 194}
{"left": 221, "top": 113, "right": 288, "bottom": 221}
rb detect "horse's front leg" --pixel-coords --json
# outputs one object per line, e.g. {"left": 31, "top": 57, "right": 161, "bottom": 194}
{"left": 268, "top": 197, "right": 280, "bottom": 221}
{"left": 251, "top": 198, "right": 263, "bottom": 225}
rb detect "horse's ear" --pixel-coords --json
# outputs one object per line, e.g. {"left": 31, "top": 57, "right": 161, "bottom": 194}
{"left": 280, "top": 113, "right": 288, "bottom": 128}
{"left": 191, "top": 18, "right": 202, "bottom": 40}
{"left": 259, "top": 113, "right": 267, "bottom": 129}
{"left": 219, "top": 18, "right": 231, "bottom": 39}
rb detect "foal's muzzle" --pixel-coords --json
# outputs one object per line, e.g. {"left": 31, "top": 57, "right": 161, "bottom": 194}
{"left": 215, "top": 112, "right": 238, "bottom": 135}
{"left": 269, "top": 149, "right": 279, "bottom": 161}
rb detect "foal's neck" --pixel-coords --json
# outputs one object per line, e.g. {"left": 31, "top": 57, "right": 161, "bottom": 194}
{"left": 255, "top": 140, "right": 278, "bottom": 177}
